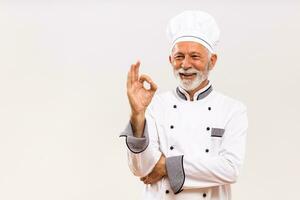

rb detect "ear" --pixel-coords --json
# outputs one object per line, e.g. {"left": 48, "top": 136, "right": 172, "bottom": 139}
{"left": 168, "top": 55, "right": 172, "bottom": 64}
{"left": 208, "top": 54, "right": 218, "bottom": 70}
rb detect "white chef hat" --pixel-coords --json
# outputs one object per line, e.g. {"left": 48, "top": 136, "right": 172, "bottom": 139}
{"left": 166, "top": 10, "right": 220, "bottom": 54}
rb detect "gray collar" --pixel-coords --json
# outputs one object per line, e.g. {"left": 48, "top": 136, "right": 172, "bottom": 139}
{"left": 176, "top": 84, "right": 213, "bottom": 101}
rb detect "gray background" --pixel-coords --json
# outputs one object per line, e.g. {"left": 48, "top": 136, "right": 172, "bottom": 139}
{"left": 0, "top": 0, "right": 299, "bottom": 199}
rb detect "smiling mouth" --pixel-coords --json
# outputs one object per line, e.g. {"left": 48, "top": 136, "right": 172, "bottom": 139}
{"left": 179, "top": 73, "right": 196, "bottom": 79}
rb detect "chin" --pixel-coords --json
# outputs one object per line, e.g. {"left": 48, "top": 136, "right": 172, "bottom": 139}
{"left": 174, "top": 71, "right": 207, "bottom": 91}
{"left": 179, "top": 80, "right": 201, "bottom": 91}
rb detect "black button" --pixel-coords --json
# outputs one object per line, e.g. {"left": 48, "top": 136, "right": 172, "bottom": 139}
{"left": 173, "top": 105, "right": 177, "bottom": 108}
{"left": 170, "top": 146, "right": 174, "bottom": 150}
{"left": 165, "top": 190, "right": 169, "bottom": 194}
{"left": 206, "top": 127, "right": 210, "bottom": 131}
{"left": 205, "top": 149, "right": 209, "bottom": 153}
{"left": 170, "top": 125, "right": 174, "bottom": 129}
{"left": 203, "top": 193, "right": 207, "bottom": 197}
{"left": 208, "top": 107, "right": 211, "bottom": 111}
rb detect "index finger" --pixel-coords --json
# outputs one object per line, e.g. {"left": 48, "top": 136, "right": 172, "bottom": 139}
{"left": 139, "top": 74, "right": 158, "bottom": 92}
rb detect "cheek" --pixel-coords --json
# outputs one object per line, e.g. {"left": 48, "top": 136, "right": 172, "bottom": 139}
{"left": 171, "top": 60, "right": 182, "bottom": 69}
{"left": 193, "top": 61, "right": 209, "bottom": 71}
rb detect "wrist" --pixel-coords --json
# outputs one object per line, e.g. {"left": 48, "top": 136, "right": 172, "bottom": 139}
{"left": 130, "top": 112, "right": 146, "bottom": 138}
{"left": 131, "top": 110, "right": 145, "bottom": 118}
{"left": 130, "top": 112, "right": 145, "bottom": 123}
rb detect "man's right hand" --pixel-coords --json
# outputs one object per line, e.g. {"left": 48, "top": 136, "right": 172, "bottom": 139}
{"left": 127, "top": 61, "right": 158, "bottom": 137}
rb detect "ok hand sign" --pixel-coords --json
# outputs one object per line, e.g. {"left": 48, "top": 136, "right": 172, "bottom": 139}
{"left": 127, "top": 61, "right": 158, "bottom": 116}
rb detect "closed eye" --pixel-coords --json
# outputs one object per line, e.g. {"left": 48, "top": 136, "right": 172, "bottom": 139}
{"left": 174, "top": 56, "right": 184, "bottom": 60}
{"left": 191, "top": 55, "right": 200, "bottom": 60}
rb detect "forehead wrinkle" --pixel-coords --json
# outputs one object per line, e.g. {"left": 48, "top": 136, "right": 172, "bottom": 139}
{"left": 172, "top": 43, "right": 208, "bottom": 56}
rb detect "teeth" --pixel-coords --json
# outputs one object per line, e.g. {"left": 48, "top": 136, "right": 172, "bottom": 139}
{"left": 180, "top": 73, "right": 195, "bottom": 76}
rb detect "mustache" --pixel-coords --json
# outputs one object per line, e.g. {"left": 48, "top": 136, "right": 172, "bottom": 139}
{"left": 174, "top": 68, "right": 201, "bottom": 75}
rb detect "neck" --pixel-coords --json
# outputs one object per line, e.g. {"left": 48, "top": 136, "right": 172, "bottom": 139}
{"left": 187, "top": 79, "right": 209, "bottom": 101}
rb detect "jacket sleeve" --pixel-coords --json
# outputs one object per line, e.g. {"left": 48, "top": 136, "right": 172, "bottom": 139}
{"left": 119, "top": 97, "right": 162, "bottom": 178}
{"left": 166, "top": 104, "right": 248, "bottom": 194}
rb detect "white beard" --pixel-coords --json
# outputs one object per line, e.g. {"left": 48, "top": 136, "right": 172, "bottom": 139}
{"left": 174, "top": 66, "right": 209, "bottom": 91}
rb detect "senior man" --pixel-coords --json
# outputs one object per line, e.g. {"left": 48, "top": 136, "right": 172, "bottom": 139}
{"left": 120, "top": 10, "right": 248, "bottom": 200}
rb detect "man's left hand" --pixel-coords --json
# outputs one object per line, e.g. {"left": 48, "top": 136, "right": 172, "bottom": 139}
{"left": 140, "top": 154, "right": 166, "bottom": 185}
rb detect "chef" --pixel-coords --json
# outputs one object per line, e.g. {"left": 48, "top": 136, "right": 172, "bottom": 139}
{"left": 120, "top": 10, "right": 248, "bottom": 200}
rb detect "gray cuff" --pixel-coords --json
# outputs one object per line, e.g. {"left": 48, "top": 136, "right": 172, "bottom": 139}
{"left": 166, "top": 155, "right": 185, "bottom": 194}
{"left": 119, "top": 120, "right": 149, "bottom": 154}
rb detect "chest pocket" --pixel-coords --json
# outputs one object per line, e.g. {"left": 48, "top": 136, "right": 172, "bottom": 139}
{"left": 210, "top": 128, "right": 225, "bottom": 155}
{"left": 211, "top": 128, "right": 225, "bottom": 138}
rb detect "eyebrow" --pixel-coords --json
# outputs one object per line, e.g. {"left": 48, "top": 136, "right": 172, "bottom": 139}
{"left": 172, "top": 51, "right": 204, "bottom": 56}
{"left": 189, "top": 52, "right": 201, "bottom": 55}
{"left": 173, "top": 52, "right": 184, "bottom": 56}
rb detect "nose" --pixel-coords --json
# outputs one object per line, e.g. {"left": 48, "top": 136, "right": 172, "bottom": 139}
{"left": 181, "top": 57, "right": 192, "bottom": 70}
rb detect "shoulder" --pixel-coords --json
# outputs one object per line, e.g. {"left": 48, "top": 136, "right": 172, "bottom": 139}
{"left": 151, "top": 89, "right": 174, "bottom": 104}
{"left": 213, "top": 90, "right": 247, "bottom": 113}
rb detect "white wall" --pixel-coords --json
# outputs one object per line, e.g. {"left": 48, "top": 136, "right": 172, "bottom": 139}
{"left": 0, "top": 0, "right": 299, "bottom": 199}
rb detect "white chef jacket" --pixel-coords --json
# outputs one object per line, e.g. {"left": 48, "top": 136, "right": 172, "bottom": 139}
{"left": 120, "top": 81, "right": 248, "bottom": 200}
